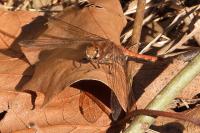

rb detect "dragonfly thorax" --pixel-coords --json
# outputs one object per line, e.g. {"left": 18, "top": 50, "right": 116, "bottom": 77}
{"left": 85, "top": 44, "right": 100, "bottom": 60}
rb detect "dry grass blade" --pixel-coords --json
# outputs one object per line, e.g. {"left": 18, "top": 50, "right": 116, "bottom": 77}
{"left": 130, "top": 0, "right": 146, "bottom": 47}
{"left": 126, "top": 0, "right": 147, "bottom": 114}
{"left": 166, "top": 21, "right": 200, "bottom": 54}
{"left": 124, "top": 0, "right": 152, "bottom": 16}
{"left": 157, "top": 5, "right": 200, "bottom": 56}
{"left": 139, "top": 33, "right": 163, "bottom": 54}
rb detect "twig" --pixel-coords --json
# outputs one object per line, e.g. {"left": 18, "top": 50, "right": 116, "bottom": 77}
{"left": 126, "top": 0, "right": 147, "bottom": 113}
{"left": 130, "top": 0, "right": 146, "bottom": 48}
{"left": 120, "top": 109, "right": 200, "bottom": 126}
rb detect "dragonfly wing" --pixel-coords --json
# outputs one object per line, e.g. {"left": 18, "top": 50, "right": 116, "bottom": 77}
{"left": 109, "top": 47, "right": 129, "bottom": 120}
{"left": 19, "top": 38, "right": 93, "bottom": 64}
{"left": 19, "top": 16, "right": 110, "bottom": 50}
{"left": 48, "top": 17, "right": 107, "bottom": 41}
{"left": 110, "top": 91, "right": 122, "bottom": 121}
{"left": 20, "top": 38, "right": 95, "bottom": 50}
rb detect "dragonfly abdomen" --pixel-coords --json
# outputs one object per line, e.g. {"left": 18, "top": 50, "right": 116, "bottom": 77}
{"left": 121, "top": 47, "right": 157, "bottom": 62}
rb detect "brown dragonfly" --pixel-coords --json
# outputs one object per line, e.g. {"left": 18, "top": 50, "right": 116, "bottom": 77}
{"left": 20, "top": 17, "right": 157, "bottom": 122}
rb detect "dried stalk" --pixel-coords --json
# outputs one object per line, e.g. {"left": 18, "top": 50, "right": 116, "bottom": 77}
{"left": 126, "top": 0, "right": 146, "bottom": 112}
{"left": 130, "top": 0, "right": 146, "bottom": 48}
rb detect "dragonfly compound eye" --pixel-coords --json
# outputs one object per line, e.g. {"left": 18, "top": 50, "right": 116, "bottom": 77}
{"left": 86, "top": 45, "right": 100, "bottom": 60}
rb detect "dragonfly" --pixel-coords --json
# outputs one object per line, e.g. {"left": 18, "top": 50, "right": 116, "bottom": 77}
{"left": 20, "top": 17, "right": 157, "bottom": 122}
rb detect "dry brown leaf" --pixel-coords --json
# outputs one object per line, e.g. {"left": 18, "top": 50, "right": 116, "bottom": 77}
{"left": 20, "top": 0, "right": 132, "bottom": 124}
{"left": 21, "top": 2, "right": 127, "bottom": 64}
{"left": 0, "top": 87, "right": 110, "bottom": 133}
{"left": 0, "top": 49, "right": 32, "bottom": 91}
{"left": 0, "top": 0, "right": 199, "bottom": 132}
{"left": 14, "top": 124, "right": 108, "bottom": 133}
{"left": 0, "top": 10, "right": 40, "bottom": 50}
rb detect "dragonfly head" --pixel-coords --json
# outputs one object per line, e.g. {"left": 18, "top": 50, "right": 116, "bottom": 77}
{"left": 86, "top": 44, "right": 100, "bottom": 60}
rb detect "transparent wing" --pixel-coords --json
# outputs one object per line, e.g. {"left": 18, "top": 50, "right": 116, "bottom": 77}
{"left": 20, "top": 16, "right": 108, "bottom": 49}
{"left": 101, "top": 45, "right": 128, "bottom": 120}
{"left": 109, "top": 59, "right": 128, "bottom": 121}
{"left": 110, "top": 91, "right": 122, "bottom": 121}
{"left": 20, "top": 38, "right": 101, "bottom": 49}
{"left": 49, "top": 17, "right": 107, "bottom": 41}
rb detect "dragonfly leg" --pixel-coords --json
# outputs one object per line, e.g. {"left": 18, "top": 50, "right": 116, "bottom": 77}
{"left": 72, "top": 60, "right": 81, "bottom": 69}
{"left": 97, "top": 62, "right": 100, "bottom": 69}
{"left": 82, "top": 61, "right": 100, "bottom": 74}
{"left": 89, "top": 60, "right": 99, "bottom": 69}
{"left": 108, "top": 64, "right": 112, "bottom": 74}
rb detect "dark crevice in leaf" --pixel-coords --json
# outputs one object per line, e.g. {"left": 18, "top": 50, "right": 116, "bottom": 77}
{"left": 71, "top": 80, "right": 111, "bottom": 108}
{"left": 0, "top": 111, "right": 7, "bottom": 121}
{"left": 71, "top": 80, "right": 126, "bottom": 122}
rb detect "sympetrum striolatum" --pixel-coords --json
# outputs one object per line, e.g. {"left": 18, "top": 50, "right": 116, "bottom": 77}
{"left": 20, "top": 17, "right": 157, "bottom": 122}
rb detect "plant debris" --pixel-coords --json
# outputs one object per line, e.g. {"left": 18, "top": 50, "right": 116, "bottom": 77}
{"left": 0, "top": 0, "right": 199, "bottom": 132}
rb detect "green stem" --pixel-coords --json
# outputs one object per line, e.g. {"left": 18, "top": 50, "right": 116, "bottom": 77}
{"left": 124, "top": 53, "right": 200, "bottom": 133}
